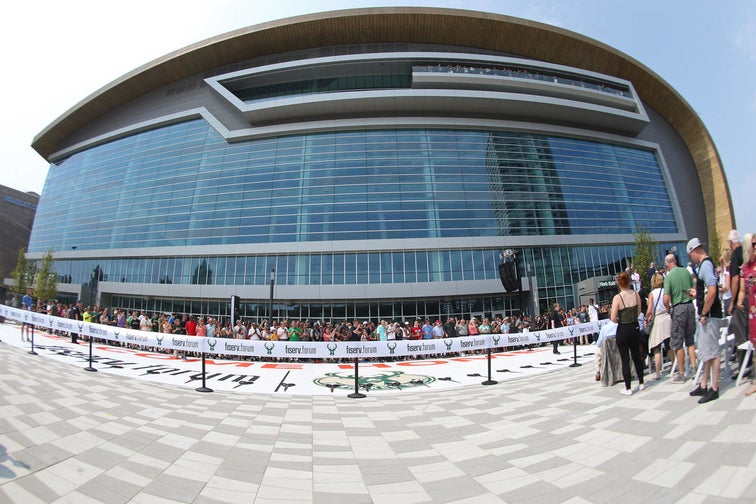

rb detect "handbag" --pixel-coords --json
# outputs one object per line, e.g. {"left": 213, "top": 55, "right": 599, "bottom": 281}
{"left": 645, "top": 289, "right": 662, "bottom": 336}
{"left": 729, "top": 305, "right": 748, "bottom": 346}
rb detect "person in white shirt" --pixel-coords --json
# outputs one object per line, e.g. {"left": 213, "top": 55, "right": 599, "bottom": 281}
{"left": 719, "top": 250, "right": 732, "bottom": 315}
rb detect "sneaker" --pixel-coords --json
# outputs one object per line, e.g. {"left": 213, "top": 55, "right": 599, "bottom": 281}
{"left": 698, "top": 388, "right": 719, "bottom": 404}
{"left": 653, "top": 374, "right": 661, "bottom": 380}
{"left": 670, "top": 373, "right": 687, "bottom": 384}
{"left": 689, "top": 385, "right": 707, "bottom": 397}
{"left": 620, "top": 388, "right": 633, "bottom": 396}
{"left": 638, "top": 383, "right": 645, "bottom": 391}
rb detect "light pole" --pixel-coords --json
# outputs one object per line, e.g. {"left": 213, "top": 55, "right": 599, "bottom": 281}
{"left": 268, "top": 269, "right": 275, "bottom": 327}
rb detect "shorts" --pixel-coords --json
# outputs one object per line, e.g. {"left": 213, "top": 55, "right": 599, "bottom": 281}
{"left": 670, "top": 302, "right": 696, "bottom": 350}
{"left": 697, "top": 317, "right": 723, "bottom": 362}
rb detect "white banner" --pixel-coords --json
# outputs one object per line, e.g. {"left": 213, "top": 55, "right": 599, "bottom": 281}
{"left": 1, "top": 305, "right": 611, "bottom": 360}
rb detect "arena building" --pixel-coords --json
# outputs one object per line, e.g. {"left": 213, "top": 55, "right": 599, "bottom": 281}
{"left": 28, "top": 7, "right": 734, "bottom": 321}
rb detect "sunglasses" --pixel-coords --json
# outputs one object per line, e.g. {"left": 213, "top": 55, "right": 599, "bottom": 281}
{"left": 752, "top": 242, "right": 756, "bottom": 248}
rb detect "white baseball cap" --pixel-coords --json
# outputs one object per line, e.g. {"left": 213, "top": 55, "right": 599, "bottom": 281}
{"left": 686, "top": 237, "right": 703, "bottom": 254}
{"left": 728, "top": 229, "right": 740, "bottom": 242}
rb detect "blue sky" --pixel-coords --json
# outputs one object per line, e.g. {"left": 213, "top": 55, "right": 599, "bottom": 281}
{"left": 3, "top": 0, "right": 754, "bottom": 241}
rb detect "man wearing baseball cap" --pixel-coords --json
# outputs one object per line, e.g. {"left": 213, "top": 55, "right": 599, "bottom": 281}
{"left": 686, "top": 237, "right": 723, "bottom": 403}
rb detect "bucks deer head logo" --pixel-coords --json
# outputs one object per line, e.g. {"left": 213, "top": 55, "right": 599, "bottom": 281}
{"left": 156, "top": 335, "right": 164, "bottom": 346}
{"left": 493, "top": 334, "right": 501, "bottom": 346}
{"left": 387, "top": 342, "right": 397, "bottom": 355}
{"left": 264, "top": 342, "right": 275, "bottom": 355}
{"left": 443, "top": 339, "right": 453, "bottom": 351}
{"left": 207, "top": 338, "right": 217, "bottom": 351}
{"left": 327, "top": 343, "right": 338, "bottom": 356}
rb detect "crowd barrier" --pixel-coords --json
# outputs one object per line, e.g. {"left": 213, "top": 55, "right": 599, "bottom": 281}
{"left": 1, "top": 305, "right": 608, "bottom": 359}
{"left": 2, "top": 305, "right": 605, "bottom": 395}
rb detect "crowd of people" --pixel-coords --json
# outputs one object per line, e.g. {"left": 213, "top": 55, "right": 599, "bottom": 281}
{"left": 598, "top": 229, "right": 756, "bottom": 402}
{"left": 11, "top": 230, "right": 755, "bottom": 388}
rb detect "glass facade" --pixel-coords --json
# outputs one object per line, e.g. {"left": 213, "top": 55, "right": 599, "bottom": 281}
{"left": 234, "top": 74, "right": 412, "bottom": 103}
{"left": 49, "top": 241, "right": 684, "bottom": 320}
{"left": 29, "top": 119, "right": 677, "bottom": 253}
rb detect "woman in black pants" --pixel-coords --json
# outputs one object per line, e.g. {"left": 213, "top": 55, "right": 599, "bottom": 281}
{"left": 610, "top": 272, "right": 645, "bottom": 395}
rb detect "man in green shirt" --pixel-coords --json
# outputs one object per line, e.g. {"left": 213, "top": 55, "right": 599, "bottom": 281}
{"left": 288, "top": 320, "right": 302, "bottom": 341}
{"left": 663, "top": 253, "right": 697, "bottom": 383}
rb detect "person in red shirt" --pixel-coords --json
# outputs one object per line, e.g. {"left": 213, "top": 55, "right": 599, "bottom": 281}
{"left": 185, "top": 315, "right": 197, "bottom": 336}
{"left": 410, "top": 320, "right": 423, "bottom": 340}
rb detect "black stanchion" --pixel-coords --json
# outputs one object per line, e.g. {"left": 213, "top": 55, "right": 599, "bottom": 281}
{"left": 83, "top": 335, "right": 97, "bottom": 372}
{"left": 348, "top": 358, "right": 366, "bottom": 398}
{"left": 481, "top": 348, "right": 498, "bottom": 385}
{"left": 569, "top": 337, "right": 582, "bottom": 368}
{"left": 195, "top": 352, "right": 213, "bottom": 393}
{"left": 28, "top": 325, "right": 38, "bottom": 356}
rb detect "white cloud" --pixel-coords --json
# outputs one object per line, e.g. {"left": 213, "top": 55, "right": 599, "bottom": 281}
{"left": 732, "top": 14, "right": 756, "bottom": 61}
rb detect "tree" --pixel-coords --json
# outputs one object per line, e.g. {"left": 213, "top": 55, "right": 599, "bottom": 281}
{"left": 10, "top": 248, "right": 36, "bottom": 296}
{"left": 632, "top": 226, "right": 657, "bottom": 290}
{"left": 708, "top": 231, "right": 723, "bottom": 264}
{"left": 35, "top": 249, "right": 58, "bottom": 302}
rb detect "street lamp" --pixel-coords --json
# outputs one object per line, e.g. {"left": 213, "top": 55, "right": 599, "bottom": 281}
{"left": 268, "top": 269, "right": 275, "bottom": 327}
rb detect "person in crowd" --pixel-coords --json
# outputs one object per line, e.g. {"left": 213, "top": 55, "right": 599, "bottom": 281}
{"left": 631, "top": 268, "right": 641, "bottom": 291}
{"left": 421, "top": 319, "right": 433, "bottom": 339}
{"left": 386, "top": 320, "right": 397, "bottom": 341}
{"left": 478, "top": 317, "right": 491, "bottom": 334}
{"left": 288, "top": 320, "right": 302, "bottom": 341}
{"left": 140, "top": 312, "right": 152, "bottom": 331}
{"left": 587, "top": 297, "right": 599, "bottom": 343}
{"left": 444, "top": 316, "right": 457, "bottom": 338}
{"left": 646, "top": 273, "right": 671, "bottom": 380}
{"left": 550, "top": 303, "right": 563, "bottom": 354}
{"left": 161, "top": 314, "right": 173, "bottom": 335}
{"left": 195, "top": 317, "right": 207, "bottom": 337}
{"left": 432, "top": 319, "right": 445, "bottom": 338}
{"left": 233, "top": 319, "right": 246, "bottom": 339}
{"left": 664, "top": 253, "right": 697, "bottom": 383}
{"left": 686, "top": 238, "right": 724, "bottom": 403}
{"left": 594, "top": 320, "right": 617, "bottom": 382}
{"left": 127, "top": 310, "right": 140, "bottom": 330}
{"left": 185, "top": 315, "right": 197, "bottom": 336}
{"left": 577, "top": 305, "right": 589, "bottom": 344}
{"left": 455, "top": 318, "right": 468, "bottom": 337}
{"left": 610, "top": 272, "right": 645, "bottom": 395}
{"left": 206, "top": 317, "right": 217, "bottom": 338}
{"left": 322, "top": 322, "right": 334, "bottom": 342}
{"left": 408, "top": 320, "right": 421, "bottom": 340}
{"left": 376, "top": 319, "right": 387, "bottom": 341}
{"left": 719, "top": 249, "right": 732, "bottom": 315}
{"left": 396, "top": 321, "right": 407, "bottom": 340}
{"left": 468, "top": 317, "right": 480, "bottom": 335}
{"left": 736, "top": 232, "right": 756, "bottom": 396}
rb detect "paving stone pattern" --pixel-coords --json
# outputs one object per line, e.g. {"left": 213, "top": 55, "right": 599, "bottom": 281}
{"left": 1, "top": 341, "right": 755, "bottom": 503}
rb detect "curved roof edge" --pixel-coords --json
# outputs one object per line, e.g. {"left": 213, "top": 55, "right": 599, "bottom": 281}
{"left": 31, "top": 6, "right": 734, "bottom": 235}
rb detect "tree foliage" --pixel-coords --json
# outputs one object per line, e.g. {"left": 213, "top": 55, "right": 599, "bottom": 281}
{"left": 633, "top": 226, "right": 657, "bottom": 290}
{"left": 708, "top": 231, "right": 723, "bottom": 264}
{"left": 10, "top": 248, "right": 36, "bottom": 295}
{"left": 34, "top": 249, "right": 58, "bottom": 302}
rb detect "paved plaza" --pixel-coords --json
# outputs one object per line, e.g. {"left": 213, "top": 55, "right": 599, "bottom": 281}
{"left": 1, "top": 325, "right": 755, "bottom": 503}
